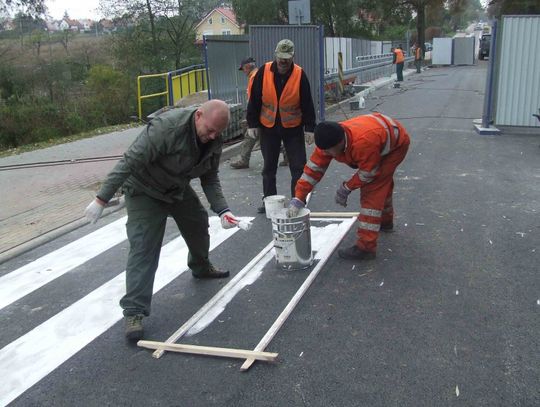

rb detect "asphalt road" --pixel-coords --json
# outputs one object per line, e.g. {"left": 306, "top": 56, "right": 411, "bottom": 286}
{"left": 1, "top": 63, "right": 539, "bottom": 406}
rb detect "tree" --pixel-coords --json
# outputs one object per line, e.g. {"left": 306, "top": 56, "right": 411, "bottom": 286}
{"left": 311, "top": 0, "right": 365, "bottom": 37}
{"left": 0, "top": 0, "right": 45, "bottom": 15}
{"left": 394, "top": 0, "right": 443, "bottom": 52}
{"left": 231, "top": 0, "right": 288, "bottom": 27}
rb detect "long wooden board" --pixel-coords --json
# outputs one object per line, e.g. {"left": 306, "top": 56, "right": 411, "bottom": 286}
{"left": 310, "top": 211, "right": 359, "bottom": 218}
{"left": 139, "top": 340, "right": 278, "bottom": 362}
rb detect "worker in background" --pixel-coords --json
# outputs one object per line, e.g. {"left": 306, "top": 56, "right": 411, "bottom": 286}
{"left": 392, "top": 45, "right": 405, "bottom": 82}
{"left": 247, "top": 39, "right": 316, "bottom": 214}
{"left": 230, "top": 57, "right": 288, "bottom": 169}
{"left": 84, "top": 100, "right": 239, "bottom": 341}
{"left": 287, "top": 113, "right": 410, "bottom": 260}
{"left": 414, "top": 42, "right": 422, "bottom": 73}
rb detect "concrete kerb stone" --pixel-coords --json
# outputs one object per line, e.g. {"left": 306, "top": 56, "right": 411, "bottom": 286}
{"left": 0, "top": 142, "right": 244, "bottom": 266}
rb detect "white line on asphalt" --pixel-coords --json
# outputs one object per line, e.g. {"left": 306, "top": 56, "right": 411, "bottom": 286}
{"left": 186, "top": 223, "right": 348, "bottom": 336}
{"left": 0, "top": 217, "right": 128, "bottom": 311}
{"left": 0, "top": 217, "right": 244, "bottom": 407}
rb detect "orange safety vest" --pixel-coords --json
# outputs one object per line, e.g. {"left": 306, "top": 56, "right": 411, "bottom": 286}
{"left": 415, "top": 47, "right": 421, "bottom": 60}
{"left": 394, "top": 48, "right": 404, "bottom": 64}
{"left": 260, "top": 62, "right": 302, "bottom": 128}
{"left": 246, "top": 68, "right": 258, "bottom": 100}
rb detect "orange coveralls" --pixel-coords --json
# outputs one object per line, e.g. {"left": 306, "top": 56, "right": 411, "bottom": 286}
{"left": 295, "top": 113, "right": 410, "bottom": 253}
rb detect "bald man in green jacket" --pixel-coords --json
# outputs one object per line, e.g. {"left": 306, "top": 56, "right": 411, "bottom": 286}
{"left": 84, "top": 100, "right": 239, "bottom": 340}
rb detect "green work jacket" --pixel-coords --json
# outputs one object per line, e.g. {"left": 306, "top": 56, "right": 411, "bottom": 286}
{"left": 97, "top": 107, "right": 228, "bottom": 214}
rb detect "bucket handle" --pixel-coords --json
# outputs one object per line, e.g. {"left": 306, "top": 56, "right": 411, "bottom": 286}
{"left": 273, "top": 225, "right": 307, "bottom": 240}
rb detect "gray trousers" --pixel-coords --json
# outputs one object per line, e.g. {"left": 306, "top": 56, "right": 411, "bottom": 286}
{"left": 120, "top": 186, "right": 210, "bottom": 316}
{"left": 237, "top": 128, "right": 259, "bottom": 164}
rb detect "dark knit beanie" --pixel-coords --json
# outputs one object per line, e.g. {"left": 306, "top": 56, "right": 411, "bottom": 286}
{"left": 314, "top": 121, "right": 345, "bottom": 149}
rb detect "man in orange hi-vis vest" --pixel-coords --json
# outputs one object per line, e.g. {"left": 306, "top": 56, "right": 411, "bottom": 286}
{"left": 392, "top": 45, "right": 405, "bottom": 82}
{"left": 247, "top": 39, "right": 316, "bottom": 214}
{"left": 287, "top": 114, "right": 410, "bottom": 260}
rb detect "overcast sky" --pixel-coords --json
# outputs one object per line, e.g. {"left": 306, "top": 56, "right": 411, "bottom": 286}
{"left": 45, "top": 0, "right": 102, "bottom": 20}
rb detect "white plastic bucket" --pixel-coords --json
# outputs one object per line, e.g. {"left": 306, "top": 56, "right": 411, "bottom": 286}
{"left": 263, "top": 195, "right": 287, "bottom": 219}
{"left": 271, "top": 207, "right": 313, "bottom": 270}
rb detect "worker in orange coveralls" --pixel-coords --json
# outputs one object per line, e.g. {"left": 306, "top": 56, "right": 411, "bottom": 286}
{"left": 286, "top": 113, "right": 410, "bottom": 260}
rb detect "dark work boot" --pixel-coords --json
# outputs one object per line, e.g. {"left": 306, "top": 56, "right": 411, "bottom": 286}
{"left": 380, "top": 222, "right": 394, "bottom": 233}
{"left": 230, "top": 159, "right": 249, "bottom": 169}
{"left": 338, "top": 245, "right": 376, "bottom": 260}
{"left": 257, "top": 205, "right": 266, "bottom": 214}
{"left": 192, "top": 264, "right": 230, "bottom": 279}
{"left": 125, "top": 314, "right": 144, "bottom": 340}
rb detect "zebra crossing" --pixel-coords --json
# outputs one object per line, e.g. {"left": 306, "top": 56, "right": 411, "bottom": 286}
{"left": 0, "top": 216, "right": 349, "bottom": 406}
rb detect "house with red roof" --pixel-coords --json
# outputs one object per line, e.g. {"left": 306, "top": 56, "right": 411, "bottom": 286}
{"left": 195, "top": 6, "right": 243, "bottom": 43}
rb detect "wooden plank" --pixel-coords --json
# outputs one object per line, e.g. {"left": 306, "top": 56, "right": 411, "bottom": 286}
{"left": 152, "top": 241, "right": 275, "bottom": 359}
{"left": 139, "top": 340, "right": 278, "bottom": 362}
{"left": 240, "top": 216, "right": 357, "bottom": 371}
{"left": 310, "top": 211, "right": 359, "bottom": 218}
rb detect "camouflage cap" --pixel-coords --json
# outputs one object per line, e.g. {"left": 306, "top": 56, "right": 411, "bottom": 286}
{"left": 275, "top": 39, "right": 295, "bottom": 59}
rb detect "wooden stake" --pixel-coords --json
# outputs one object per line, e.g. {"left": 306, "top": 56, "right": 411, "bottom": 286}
{"left": 240, "top": 216, "right": 357, "bottom": 371}
{"left": 139, "top": 340, "right": 278, "bottom": 362}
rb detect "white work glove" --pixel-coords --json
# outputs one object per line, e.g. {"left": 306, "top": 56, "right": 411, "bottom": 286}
{"left": 84, "top": 198, "right": 105, "bottom": 224}
{"left": 335, "top": 183, "right": 352, "bottom": 207}
{"left": 286, "top": 198, "right": 305, "bottom": 218}
{"left": 246, "top": 128, "right": 260, "bottom": 140}
{"left": 304, "top": 131, "right": 315, "bottom": 145}
{"left": 220, "top": 211, "right": 238, "bottom": 229}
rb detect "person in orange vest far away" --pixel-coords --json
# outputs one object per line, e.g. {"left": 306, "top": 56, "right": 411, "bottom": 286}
{"left": 246, "top": 39, "right": 317, "bottom": 214}
{"left": 413, "top": 42, "right": 422, "bottom": 73}
{"left": 392, "top": 44, "right": 405, "bottom": 82}
{"left": 287, "top": 113, "right": 411, "bottom": 260}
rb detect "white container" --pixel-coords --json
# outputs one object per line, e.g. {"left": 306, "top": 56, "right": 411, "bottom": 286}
{"left": 271, "top": 208, "right": 313, "bottom": 270}
{"left": 263, "top": 195, "right": 287, "bottom": 219}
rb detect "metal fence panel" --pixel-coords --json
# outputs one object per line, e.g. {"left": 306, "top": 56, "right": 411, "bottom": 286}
{"left": 494, "top": 15, "right": 540, "bottom": 127}
{"left": 205, "top": 35, "right": 249, "bottom": 105}
{"left": 432, "top": 38, "right": 453, "bottom": 64}
{"left": 453, "top": 37, "right": 475, "bottom": 65}
{"left": 249, "top": 25, "right": 323, "bottom": 121}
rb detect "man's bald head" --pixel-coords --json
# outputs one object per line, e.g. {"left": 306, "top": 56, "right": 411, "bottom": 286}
{"left": 195, "top": 99, "right": 230, "bottom": 143}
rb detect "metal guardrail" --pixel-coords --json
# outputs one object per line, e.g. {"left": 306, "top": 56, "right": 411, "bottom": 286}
{"left": 137, "top": 64, "right": 207, "bottom": 120}
{"left": 324, "top": 53, "right": 414, "bottom": 94}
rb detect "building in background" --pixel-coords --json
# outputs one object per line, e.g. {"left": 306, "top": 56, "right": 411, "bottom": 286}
{"left": 195, "top": 6, "right": 243, "bottom": 44}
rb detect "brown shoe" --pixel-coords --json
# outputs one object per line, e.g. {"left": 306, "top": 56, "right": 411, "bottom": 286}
{"left": 230, "top": 160, "right": 249, "bottom": 169}
{"left": 192, "top": 265, "right": 230, "bottom": 279}
{"left": 125, "top": 314, "right": 144, "bottom": 340}
{"left": 338, "top": 245, "right": 376, "bottom": 260}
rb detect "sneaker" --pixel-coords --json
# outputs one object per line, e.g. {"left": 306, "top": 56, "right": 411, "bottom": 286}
{"left": 257, "top": 205, "right": 266, "bottom": 214}
{"left": 125, "top": 314, "right": 144, "bottom": 340}
{"left": 380, "top": 222, "right": 394, "bottom": 233}
{"left": 338, "top": 245, "right": 376, "bottom": 260}
{"left": 230, "top": 160, "right": 249, "bottom": 169}
{"left": 192, "top": 265, "right": 230, "bottom": 279}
